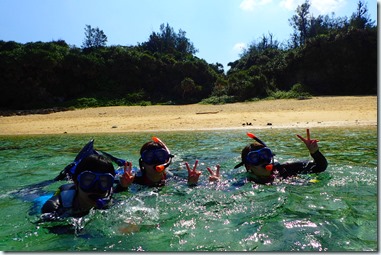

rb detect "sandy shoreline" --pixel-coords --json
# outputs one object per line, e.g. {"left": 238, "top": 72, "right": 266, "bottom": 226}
{"left": 0, "top": 96, "right": 377, "bottom": 135}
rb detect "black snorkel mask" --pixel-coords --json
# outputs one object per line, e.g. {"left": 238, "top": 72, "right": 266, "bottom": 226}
{"left": 76, "top": 170, "right": 115, "bottom": 209}
{"left": 234, "top": 132, "right": 275, "bottom": 171}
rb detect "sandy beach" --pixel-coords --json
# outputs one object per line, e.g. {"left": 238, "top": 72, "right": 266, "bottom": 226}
{"left": 0, "top": 96, "right": 377, "bottom": 135}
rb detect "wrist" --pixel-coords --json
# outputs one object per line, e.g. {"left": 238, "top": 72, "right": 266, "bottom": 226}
{"left": 119, "top": 177, "right": 131, "bottom": 188}
{"left": 310, "top": 149, "right": 319, "bottom": 155}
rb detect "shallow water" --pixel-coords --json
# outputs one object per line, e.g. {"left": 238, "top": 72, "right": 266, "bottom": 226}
{"left": 0, "top": 126, "right": 377, "bottom": 252}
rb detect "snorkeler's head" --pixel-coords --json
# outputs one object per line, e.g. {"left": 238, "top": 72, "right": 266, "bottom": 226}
{"left": 242, "top": 142, "right": 266, "bottom": 164}
{"left": 234, "top": 142, "right": 274, "bottom": 172}
{"left": 140, "top": 141, "right": 166, "bottom": 157}
{"left": 234, "top": 133, "right": 274, "bottom": 170}
{"left": 139, "top": 138, "right": 173, "bottom": 172}
{"left": 74, "top": 154, "right": 115, "bottom": 179}
{"left": 73, "top": 154, "right": 115, "bottom": 193}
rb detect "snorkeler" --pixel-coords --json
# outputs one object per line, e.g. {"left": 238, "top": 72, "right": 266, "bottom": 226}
{"left": 124, "top": 136, "right": 174, "bottom": 187}
{"left": 234, "top": 129, "right": 328, "bottom": 184}
{"left": 118, "top": 136, "right": 219, "bottom": 187}
{"left": 41, "top": 154, "right": 120, "bottom": 220}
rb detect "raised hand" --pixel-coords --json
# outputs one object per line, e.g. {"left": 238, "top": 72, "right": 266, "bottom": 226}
{"left": 120, "top": 161, "right": 135, "bottom": 188}
{"left": 297, "top": 128, "right": 319, "bottom": 154}
{"left": 185, "top": 160, "right": 201, "bottom": 186}
{"left": 206, "top": 164, "right": 221, "bottom": 182}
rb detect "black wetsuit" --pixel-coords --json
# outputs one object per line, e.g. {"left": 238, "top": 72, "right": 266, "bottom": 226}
{"left": 248, "top": 150, "right": 328, "bottom": 184}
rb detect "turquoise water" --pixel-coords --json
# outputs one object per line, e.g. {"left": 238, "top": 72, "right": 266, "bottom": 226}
{"left": 0, "top": 127, "right": 377, "bottom": 252}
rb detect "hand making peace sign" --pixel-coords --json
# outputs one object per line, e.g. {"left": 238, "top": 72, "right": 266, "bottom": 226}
{"left": 185, "top": 160, "right": 202, "bottom": 186}
{"left": 297, "top": 128, "right": 320, "bottom": 154}
{"left": 120, "top": 161, "right": 135, "bottom": 188}
{"left": 206, "top": 164, "right": 221, "bottom": 182}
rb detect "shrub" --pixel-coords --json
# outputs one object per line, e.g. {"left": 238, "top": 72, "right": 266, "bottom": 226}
{"left": 268, "top": 83, "right": 311, "bottom": 99}
{"left": 75, "top": 97, "right": 98, "bottom": 108}
{"left": 200, "top": 95, "right": 236, "bottom": 105}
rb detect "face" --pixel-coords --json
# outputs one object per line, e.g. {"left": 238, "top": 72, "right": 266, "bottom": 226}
{"left": 140, "top": 161, "right": 166, "bottom": 182}
{"left": 245, "top": 163, "right": 272, "bottom": 178}
{"left": 75, "top": 171, "right": 114, "bottom": 209}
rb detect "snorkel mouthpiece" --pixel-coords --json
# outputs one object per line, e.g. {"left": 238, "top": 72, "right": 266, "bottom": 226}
{"left": 96, "top": 197, "right": 111, "bottom": 209}
{"left": 265, "top": 164, "right": 273, "bottom": 171}
{"left": 96, "top": 199, "right": 106, "bottom": 209}
{"left": 155, "top": 165, "right": 166, "bottom": 173}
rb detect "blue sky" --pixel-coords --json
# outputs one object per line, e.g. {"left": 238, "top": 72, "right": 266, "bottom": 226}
{"left": 0, "top": 0, "right": 377, "bottom": 70}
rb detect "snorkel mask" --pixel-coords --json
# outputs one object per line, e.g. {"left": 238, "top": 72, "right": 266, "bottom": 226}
{"left": 140, "top": 137, "right": 173, "bottom": 173}
{"left": 77, "top": 171, "right": 114, "bottom": 192}
{"left": 234, "top": 132, "right": 275, "bottom": 171}
{"left": 246, "top": 147, "right": 274, "bottom": 167}
{"left": 77, "top": 170, "right": 115, "bottom": 209}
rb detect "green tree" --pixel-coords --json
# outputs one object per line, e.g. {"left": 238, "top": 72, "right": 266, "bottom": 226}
{"left": 180, "top": 77, "right": 197, "bottom": 99}
{"left": 82, "top": 25, "right": 108, "bottom": 49}
{"left": 289, "top": 0, "right": 310, "bottom": 47}
{"left": 350, "top": 0, "right": 374, "bottom": 29}
{"left": 140, "top": 23, "right": 198, "bottom": 59}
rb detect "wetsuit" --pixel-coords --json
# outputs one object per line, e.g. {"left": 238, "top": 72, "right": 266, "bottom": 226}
{"left": 41, "top": 183, "right": 114, "bottom": 220}
{"left": 41, "top": 183, "right": 86, "bottom": 219}
{"left": 248, "top": 150, "right": 328, "bottom": 184}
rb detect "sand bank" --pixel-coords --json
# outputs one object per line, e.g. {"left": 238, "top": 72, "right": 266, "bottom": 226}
{"left": 0, "top": 96, "right": 377, "bottom": 135}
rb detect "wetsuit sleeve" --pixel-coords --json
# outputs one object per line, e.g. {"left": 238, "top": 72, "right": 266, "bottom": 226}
{"left": 278, "top": 149, "right": 328, "bottom": 177}
{"left": 41, "top": 195, "right": 60, "bottom": 214}
{"left": 309, "top": 150, "right": 328, "bottom": 173}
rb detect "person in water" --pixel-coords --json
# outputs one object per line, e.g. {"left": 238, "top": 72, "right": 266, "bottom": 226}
{"left": 234, "top": 129, "right": 328, "bottom": 184}
{"left": 119, "top": 136, "right": 218, "bottom": 188}
{"left": 41, "top": 154, "right": 118, "bottom": 219}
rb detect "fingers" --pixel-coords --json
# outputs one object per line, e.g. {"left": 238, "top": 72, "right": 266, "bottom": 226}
{"left": 121, "top": 161, "right": 134, "bottom": 187}
{"left": 193, "top": 160, "right": 199, "bottom": 171}
{"left": 216, "top": 165, "right": 220, "bottom": 176}
{"left": 297, "top": 129, "right": 313, "bottom": 142}
{"left": 296, "top": 134, "right": 306, "bottom": 142}
{"left": 207, "top": 165, "right": 220, "bottom": 177}
{"left": 185, "top": 162, "right": 191, "bottom": 174}
{"left": 185, "top": 160, "right": 199, "bottom": 173}
{"left": 124, "top": 161, "right": 132, "bottom": 174}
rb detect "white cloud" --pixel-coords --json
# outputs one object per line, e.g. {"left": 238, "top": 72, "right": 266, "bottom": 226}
{"left": 279, "top": 0, "right": 301, "bottom": 11}
{"left": 239, "top": 0, "right": 272, "bottom": 11}
{"left": 279, "top": 0, "right": 347, "bottom": 14}
{"left": 232, "top": 42, "right": 247, "bottom": 54}
{"left": 311, "top": 0, "right": 346, "bottom": 14}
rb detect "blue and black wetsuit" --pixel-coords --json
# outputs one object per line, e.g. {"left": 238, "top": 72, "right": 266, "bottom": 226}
{"left": 41, "top": 183, "right": 85, "bottom": 219}
{"left": 41, "top": 183, "right": 116, "bottom": 220}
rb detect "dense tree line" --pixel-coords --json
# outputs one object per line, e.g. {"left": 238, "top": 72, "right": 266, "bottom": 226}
{"left": 0, "top": 1, "right": 376, "bottom": 111}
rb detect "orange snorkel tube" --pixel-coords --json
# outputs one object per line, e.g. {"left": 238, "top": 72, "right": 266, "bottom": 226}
{"left": 246, "top": 132, "right": 274, "bottom": 171}
{"left": 152, "top": 136, "right": 173, "bottom": 173}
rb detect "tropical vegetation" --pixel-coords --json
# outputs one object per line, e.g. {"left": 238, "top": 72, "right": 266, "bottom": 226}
{"left": 0, "top": 0, "right": 376, "bottom": 112}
